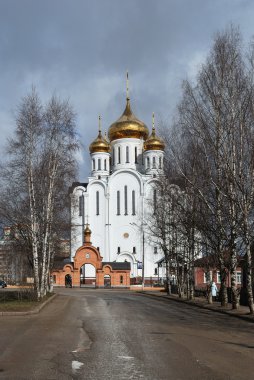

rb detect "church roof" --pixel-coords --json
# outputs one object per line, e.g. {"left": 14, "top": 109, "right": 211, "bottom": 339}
{"left": 102, "top": 261, "right": 131, "bottom": 270}
{"left": 69, "top": 182, "right": 88, "bottom": 194}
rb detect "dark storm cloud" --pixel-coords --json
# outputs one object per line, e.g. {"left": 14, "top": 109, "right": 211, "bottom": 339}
{"left": 0, "top": 0, "right": 253, "bottom": 179}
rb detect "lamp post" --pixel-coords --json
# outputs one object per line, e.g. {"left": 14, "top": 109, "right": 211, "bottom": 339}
{"left": 142, "top": 230, "right": 145, "bottom": 290}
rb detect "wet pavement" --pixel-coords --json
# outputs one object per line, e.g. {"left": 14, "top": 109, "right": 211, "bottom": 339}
{"left": 0, "top": 288, "right": 254, "bottom": 379}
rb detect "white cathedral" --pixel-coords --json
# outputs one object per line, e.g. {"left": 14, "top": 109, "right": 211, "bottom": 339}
{"left": 70, "top": 89, "right": 166, "bottom": 281}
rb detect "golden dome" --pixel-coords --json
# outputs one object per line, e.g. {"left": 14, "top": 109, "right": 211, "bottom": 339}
{"left": 144, "top": 119, "right": 165, "bottom": 151}
{"left": 89, "top": 117, "right": 110, "bottom": 154}
{"left": 108, "top": 98, "right": 149, "bottom": 142}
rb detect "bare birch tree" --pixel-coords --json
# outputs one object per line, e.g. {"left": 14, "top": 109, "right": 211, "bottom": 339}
{"left": 168, "top": 26, "right": 254, "bottom": 312}
{"left": 0, "top": 88, "right": 80, "bottom": 299}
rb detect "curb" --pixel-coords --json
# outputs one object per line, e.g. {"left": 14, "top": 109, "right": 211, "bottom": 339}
{"left": 0, "top": 293, "right": 58, "bottom": 316}
{"left": 137, "top": 291, "right": 254, "bottom": 324}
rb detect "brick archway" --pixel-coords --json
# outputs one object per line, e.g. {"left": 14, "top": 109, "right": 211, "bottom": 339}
{"left": 52, "top": 226, "right": 131, "bottom": 288}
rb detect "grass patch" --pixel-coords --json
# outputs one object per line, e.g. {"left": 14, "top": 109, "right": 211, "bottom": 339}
{"left": 0, "top": 300, "right": 41, "bottom": 312}
{"left": 0, "top": 291, "right": 54, "bottom": 312}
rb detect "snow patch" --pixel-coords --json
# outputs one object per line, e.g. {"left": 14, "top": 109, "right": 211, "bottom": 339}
{"left": 72, "top": 360, "right": 84, "bottom": 373}
{"left": 117, "top": 356, "right": 134, "bottom": 360}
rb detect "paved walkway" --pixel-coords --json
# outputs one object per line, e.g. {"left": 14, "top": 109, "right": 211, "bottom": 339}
{"left": 139, "top": 290, "right": 254, "bottom": 323}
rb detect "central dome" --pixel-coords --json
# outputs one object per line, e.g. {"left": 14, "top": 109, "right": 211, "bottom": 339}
{"left": 108, "top": 98, "right": 149, "bottom": 142}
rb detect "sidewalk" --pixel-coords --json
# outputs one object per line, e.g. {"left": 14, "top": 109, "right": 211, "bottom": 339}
{"left": 138, "top": 290, "right": 254, "bottom": 323}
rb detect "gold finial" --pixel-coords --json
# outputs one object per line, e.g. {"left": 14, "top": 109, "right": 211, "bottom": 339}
{"left": 126, "top": 71, "right": 129, "bottom": 100}
{"left": 152, "top": 112, "right": 155, "bottom": 132}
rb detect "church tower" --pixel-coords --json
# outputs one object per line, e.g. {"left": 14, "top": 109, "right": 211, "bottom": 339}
{"left": 89, "top": 116, "right": 110, "bottom": 177}
{"left": 143, "top": 113, "right": 165, "bottom": 175}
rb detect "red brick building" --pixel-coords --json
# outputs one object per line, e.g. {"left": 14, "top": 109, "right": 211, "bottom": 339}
{"left": 194, "top": 258, "right": 242, "bottom": 289}
{"left": 52, "top": 225, "right": 130, "bottom": 288}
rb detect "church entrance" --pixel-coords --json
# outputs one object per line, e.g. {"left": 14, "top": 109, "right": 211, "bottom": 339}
{"left": 65, "top": 274, "right": 72, "bottom": 288}
{"left": 104, "top": 275, "right": 111, "bottom": 288}
{"left": 80, "top": 263, "right": 96, "bottom": 288}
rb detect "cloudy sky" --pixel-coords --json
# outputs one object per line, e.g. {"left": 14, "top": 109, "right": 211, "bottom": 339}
{"left": 0, "top": 0, "right": 253, "bottom": 180}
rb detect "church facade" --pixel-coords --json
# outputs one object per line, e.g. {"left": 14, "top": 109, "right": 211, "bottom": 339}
{"left": 70, "top": 93, "right": 165, "bottom": 282}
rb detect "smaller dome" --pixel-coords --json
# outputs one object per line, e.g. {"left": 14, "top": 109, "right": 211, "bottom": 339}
{"left": 84, "top": 223, "right": 92, "bottom": 244}
{"left": 84, "top": 224, "right": 91, "bottom": 235}
{"left": 144, "top": 126, "right": 165, "bottom": 151}
{"left": 89, "top": 118, "right": 110, "bottom": 154}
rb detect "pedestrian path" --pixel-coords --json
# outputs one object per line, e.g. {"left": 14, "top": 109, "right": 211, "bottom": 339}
{"left": 139, "top": 290, "right": 254, "bottom": 323}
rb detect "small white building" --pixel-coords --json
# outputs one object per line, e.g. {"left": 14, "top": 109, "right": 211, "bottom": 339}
{"left": 70, "top": 94, "right": 165, "bottom": 281}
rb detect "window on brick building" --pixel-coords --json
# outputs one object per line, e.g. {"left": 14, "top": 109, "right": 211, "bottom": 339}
{"left": 204, "top": 271, "right": 212, "bottom": 283}
{"left": 120, "top": 275, "right": 123, "bottom": 284}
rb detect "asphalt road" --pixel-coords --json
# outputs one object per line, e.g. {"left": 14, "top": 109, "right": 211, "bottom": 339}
{"left": 0, "top": 289, "right": 254, "bottom": 380}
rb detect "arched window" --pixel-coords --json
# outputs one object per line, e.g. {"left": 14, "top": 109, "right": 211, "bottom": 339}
{"left": 98, "top": 159, "right": 101, "bottom": 170}
{"left": 112, "top": 148, "right": 115, "bottom": 165}
{"left": 124, "top": 185, "right": 128, "bottom": 215}
{"left": 96, "top": 191, "right": 99, "bottom": 215}
{"left": 117, "top": 191, "right": 120, "bottom": 215}
{"left": 120, "top": 275, "right": 123, "bottom": 284}
{"left": 159, "top": 156, "right": 162, "bottom": 169}
{"left": 79, "top": 195, "right": 84, "bottom": 217}
{"left": 104, "top": 159, "right": 107, "bottom": 171}
{"left": 135, "top": 147, "right": 138, "bottom": 163}
{"left": 126, "top": 146, "right": 129, "bottom": 163}
{"left": 152, "top": 157, "right": 156, "bottom": 168}
{"left": 118, "top": 146, "right": 121, "bottom": 164}
{"left": 92, "top": 159, "right": 95, "bottom": 170}
{"left": 147, "top": 157, "right": 150, "bottom": 169}
{"left": 132, "top": 190, "right": 136, "bottom": 215}
{"left": 153, "top": 189, "right": 157, "bottom": 213}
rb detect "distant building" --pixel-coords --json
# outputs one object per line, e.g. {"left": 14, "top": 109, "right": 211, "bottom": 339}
{"left": 0, "top": 227, "right": 32, "bottom": 284}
